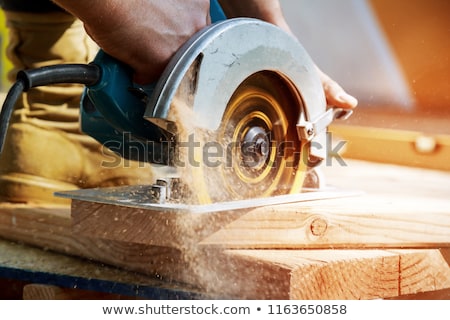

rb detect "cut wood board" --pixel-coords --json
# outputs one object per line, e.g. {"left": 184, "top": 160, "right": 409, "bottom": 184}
{"left": 0, "top": 205, "right": 186, "bottom": 280}
{"left": 69, "top": 159, "right": 450, "bottom": 249}
{"left": 69, "top": 194, "right": 450, "bottom": 249}
{"left": 1, "top": 209, "right": 449, "bottom": 299}
{"left": 197, "top": 248, "right": 450, "bottom": 299}
{"left": 200, "top": 194, "right": 450, "bottom": 248}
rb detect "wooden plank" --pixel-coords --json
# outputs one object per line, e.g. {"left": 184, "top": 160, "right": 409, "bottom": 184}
{"left": 196, "top": 248, "right": 450, "bottom": 299}
{"left": 329, "top": 124, "right": 450, "bottom": 171}
{"left": 0, "top": 205, "right": 186, "bottom": 281}
{"left": 200, "top": 194, "right": 450, "bottom": 248}
{"left": 388, "top": 249, "right": 450, "bottom": 296}
{"left": 1, "top": 205, "right": 449, "bottom": 299}
{"left": 70, "top": 195, "right": 450, "bottom": 249}
{"left": 1, "top": 160, "right": 449, "bottom": 299}
{"left": 71, "top": 159, "right": 450, "bottom": 249}
{"left": 70, "top": 200, "right": 243, "bottom": 249}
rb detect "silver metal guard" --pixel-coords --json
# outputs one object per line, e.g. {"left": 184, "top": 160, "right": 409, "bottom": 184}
{"left": 144, "top": 18, "right": 337, "bottom": 160}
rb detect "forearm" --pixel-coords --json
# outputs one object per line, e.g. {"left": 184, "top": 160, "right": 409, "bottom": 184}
{"left": 218, "top": 0, "right": 291, "bottom": 32}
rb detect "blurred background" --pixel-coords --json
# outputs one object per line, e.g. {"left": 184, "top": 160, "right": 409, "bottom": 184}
{"left": 0, "top": 10, "right": 11, "bottom": 91}
{"left": 281, "top": 0, "right": 449, "bottom": 114}
{"left": 281, "top": 0, "right": 449, "bottom": 170}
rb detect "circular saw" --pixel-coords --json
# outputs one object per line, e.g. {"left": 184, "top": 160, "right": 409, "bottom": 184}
{"left": 0, "top": 18, "right": 351, "bottom": 206}
{"left": 143, "top": 18, "right": 352, "bottom": 203}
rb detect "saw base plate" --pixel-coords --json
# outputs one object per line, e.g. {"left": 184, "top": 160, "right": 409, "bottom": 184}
{"left": 55, "top": 186, "right": 361, "bottom": 214}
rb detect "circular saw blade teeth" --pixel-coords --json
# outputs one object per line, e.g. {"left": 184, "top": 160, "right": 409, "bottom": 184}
{"left": 169, "top": 71, "right": 308, "bottom": 204}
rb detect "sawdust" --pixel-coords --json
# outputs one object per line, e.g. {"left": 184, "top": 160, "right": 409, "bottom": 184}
{"left": 171, "top": 98, "right": 221, "bottom": 283}
{"left": 167, "top": 97, "right": 242, "bottom": 295}
{"left": 168, "top": 97, "right": 205, "bottom": 202}
{"left": 168, "top": 97, "right": 230, "bottom": 204}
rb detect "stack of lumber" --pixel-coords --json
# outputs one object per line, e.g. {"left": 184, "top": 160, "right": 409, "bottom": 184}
{"left": 1, "top": 159, "right": 449, "bottom": 299}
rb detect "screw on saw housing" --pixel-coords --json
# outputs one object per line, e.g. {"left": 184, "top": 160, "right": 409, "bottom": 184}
{"left": 0, "top": 63, "right": 102, "bottom": 154}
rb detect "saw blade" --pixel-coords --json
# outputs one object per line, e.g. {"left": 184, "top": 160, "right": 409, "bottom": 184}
{"left": 168, "top": 71, "right": 310, "bottom": 204}
{"left": 206, "top": 71, "right": 309, "bottom": 202}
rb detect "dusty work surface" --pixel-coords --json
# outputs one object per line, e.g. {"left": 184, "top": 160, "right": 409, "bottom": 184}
{"left": 1, "top": 160, "right": 450, "bottom": 299}
{"left": 0, "top": 240, "right": 210, "bottom": 299}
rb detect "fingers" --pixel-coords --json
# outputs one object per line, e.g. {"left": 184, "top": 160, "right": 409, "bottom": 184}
{"left": 316, "top": 67, "right": 358, "bottom": 110}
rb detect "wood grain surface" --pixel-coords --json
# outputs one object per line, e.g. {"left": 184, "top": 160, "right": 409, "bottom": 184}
{"left": 1, "top": 160, "right": 449, "bottom": 299}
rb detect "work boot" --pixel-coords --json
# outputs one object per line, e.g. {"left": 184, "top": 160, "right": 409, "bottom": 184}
{"left": 0, "top": 11, "right": 158, "bottom": 205}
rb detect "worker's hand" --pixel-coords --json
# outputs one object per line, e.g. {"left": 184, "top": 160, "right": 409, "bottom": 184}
{"left": 54, "top": 0, "right": 211, "bottom": 84}
{"left": 316, "top": 67, "right": 358, "bottom": 109}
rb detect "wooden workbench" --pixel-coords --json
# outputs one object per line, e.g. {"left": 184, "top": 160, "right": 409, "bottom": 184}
{"left": 1, "top": 159, "right": 449, "bottom": 299}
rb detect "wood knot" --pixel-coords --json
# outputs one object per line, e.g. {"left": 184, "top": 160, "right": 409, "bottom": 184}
{"left": 310, "top": 217, "right": 328, "bottom": 237}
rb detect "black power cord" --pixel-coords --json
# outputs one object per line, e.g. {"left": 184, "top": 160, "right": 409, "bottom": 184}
{"left": 0, "top": 63, "right": 101, "bottom": 154}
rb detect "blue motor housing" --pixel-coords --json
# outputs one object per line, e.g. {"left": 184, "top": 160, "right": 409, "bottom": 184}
{"left": 81, "top": 1, "right": 226, "bottom": 164}
{"left": 80, "top": 52, "right": 170, "bottom": 164}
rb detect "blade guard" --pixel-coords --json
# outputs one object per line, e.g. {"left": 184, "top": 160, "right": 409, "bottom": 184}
{"left": 145, "top": 18, "right": 330, "bottom": 160}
